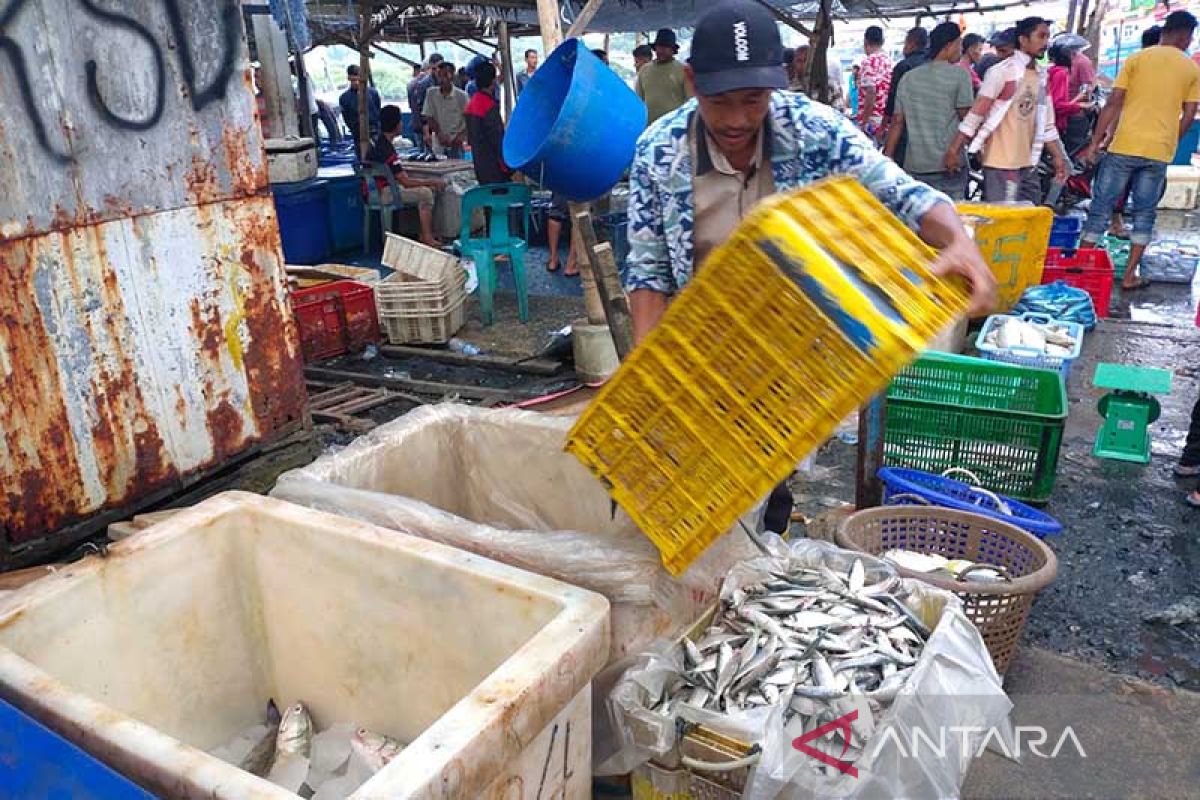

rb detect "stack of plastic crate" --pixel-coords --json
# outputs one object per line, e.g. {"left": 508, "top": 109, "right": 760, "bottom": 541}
{"left": 376, "top": 233, "right": 467, "bottom": 343}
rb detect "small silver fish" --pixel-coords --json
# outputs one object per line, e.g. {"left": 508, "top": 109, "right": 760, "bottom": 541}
{"left": 352, "top": 727, "right": 405, "bottom": 773}
{"left": 274, "top": 702, "right": 314, "bottom": 761}
{"left": 240, "top": 700, "right": 282, "bottom": 777}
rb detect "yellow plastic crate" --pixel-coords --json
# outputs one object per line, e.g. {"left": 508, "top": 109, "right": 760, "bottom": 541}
{"left": 567, "top": 177, "right": 970, "bottom": 575}
{"left": 957, "top": 203, "right": 1053, "bottom": 313}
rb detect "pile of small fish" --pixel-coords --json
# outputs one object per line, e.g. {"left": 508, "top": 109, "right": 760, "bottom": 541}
{"left": 982, "top": 316, "right": 1078, "bottom": 357}
{"left": 883, "top": 549, "right": 1006, "bottom": 583}
{"left": 209, "top": 700, "right": 405, "bottom": 799}
{"left": 643, "top": 560, "right": 930, "bottom": 773}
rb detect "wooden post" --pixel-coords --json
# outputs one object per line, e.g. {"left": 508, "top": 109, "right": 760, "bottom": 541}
{"left": 279, "top": 0, "right": 314, "bottom": 139}
{"left": 499, "top": 21, "right": 515, "bottom": 119}
{"left": 854, "top": 396, "right": 886, "bottom": 509}
{"left": 537, "top": 0, "right": 564, "bottom": 52}
{"left": 565, "top": 0, "right": 608, "bottom": 39}
{"left": 808, "top": 0, "right": 834, "bottom": 105}
{"left": 357, "top": 0, "right": 372, "bottom": 161}
{"left": 573, "top": 207, "right": 635, "bottom": 359}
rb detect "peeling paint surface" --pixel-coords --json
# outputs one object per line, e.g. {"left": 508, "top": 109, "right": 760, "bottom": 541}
{"left": 0, "top": 0, "right": 304, "bottom": 547}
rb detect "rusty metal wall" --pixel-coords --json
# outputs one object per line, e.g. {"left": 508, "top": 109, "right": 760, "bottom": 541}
{"left": 0, "top": 0, "right": 305, "bottom": 551}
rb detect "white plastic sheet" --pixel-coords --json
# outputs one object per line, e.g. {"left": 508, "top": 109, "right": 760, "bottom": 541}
{"left": 603, "top": 538, "right": 1012, "bottom": 797}
{"left": 271, "top": 404, "right": 762, "bottom": 662}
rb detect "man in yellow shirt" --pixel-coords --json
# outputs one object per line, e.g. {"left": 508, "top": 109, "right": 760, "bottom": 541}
{"left": 1079, "top": 10, "right": 1200, "bottom": 289}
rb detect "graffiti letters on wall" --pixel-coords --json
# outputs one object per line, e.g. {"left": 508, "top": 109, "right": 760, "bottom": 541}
{"left": 0, "top": 0, "right": 242, "bottom": 162}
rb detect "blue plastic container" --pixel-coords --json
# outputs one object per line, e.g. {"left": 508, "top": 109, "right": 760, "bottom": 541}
{"left": 975, "top": 312, "right": 1084, "bottom": 380}
{"left": 879, "top": 467, "right": 1063, "bottom": 538}
{"left": 503, "top": 39, "right": 648, "bottom": 201}
{"left": 1173, "top": 118, "right": 1200, "bottom": 165}
{"left": 326, "top": 173, "right": 365, "bottom": 252}
{"left": 1049, "top": 216, "right": 1081, "bottom": 250}
{"left": 0, "top": 697, "right": 157, "bottom": 799}
{"left": 272, "top": 179, "right": 331, "bottom": 264}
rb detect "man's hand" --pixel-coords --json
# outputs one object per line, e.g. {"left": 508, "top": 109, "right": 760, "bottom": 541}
{"left": 918, "top": 203, "right": 997, "bottom": 317}
{"left": 931, "top": 235, "right": 997, "bottom": 317}
{"left": 1076, "top": 142, "right": 1098, "bottom": 166}
{"left": 943, "top": 148, "right": 962, "bottom": 174}
{"left": 1053, "top": 152, "right": 1069, "bottom": 184}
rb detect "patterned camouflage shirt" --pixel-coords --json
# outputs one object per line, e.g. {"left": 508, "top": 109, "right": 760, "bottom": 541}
{"left": 623, "top": 91, "right": 950, "bottom": 296}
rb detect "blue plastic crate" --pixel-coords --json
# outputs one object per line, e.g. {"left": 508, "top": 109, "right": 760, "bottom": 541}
{"left": 879, "top": 467, "right": 1062, "bottom": 538}
{"left": 1048, "top": 216, "right": 1081, "bottom": 250}
{"left": 0, "top": 697, "right": 157, "bottom": 799}
{"left": 325, "top": 173, "right": 364, "bottom": 252}
{"left": 975, "top": 312, "right": 1084, "bottom": 380}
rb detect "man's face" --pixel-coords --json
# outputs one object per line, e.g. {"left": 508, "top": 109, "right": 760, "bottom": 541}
{"left": 654, "top": 43, "right": 675, "bottom": 62}
{"left": 996, "top": 43, "right": 1015, "bottom": 60}
{"left": 349, "top": 74, "right": 361, "bottom": 90}
{"left": 526, "top": 52, "right": 538, "bottom": 70}
{"left": 903, "top": 40, "right": 919, "bottom": 56}
{"left": 695, "top": 86, "right": 772, "bottom": 155}
{"left": 635, "top": 54, "right": 650, "bottom": 69}
{"left": 437, "top": 66, "right": 453, "bottom": 89}
{"left": 1020, "top": 24, "right": 1050, "bottom": 58}
{"left": 967, "top": 41, "right": 984, "bottom": 62}
{"left": 793, "top": 48, "right": 809, "bottom": 71}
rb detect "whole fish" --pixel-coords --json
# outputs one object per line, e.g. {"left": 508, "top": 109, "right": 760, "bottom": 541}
{"left": 351, "top": 727, "right": 405, "bottom": 773}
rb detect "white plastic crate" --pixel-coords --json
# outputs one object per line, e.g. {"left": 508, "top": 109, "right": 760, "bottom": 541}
{"left": 1140, "top": 241, "right": 1200, "bottom": 284}
{"left": 975, "top": 313, "right": 1084, "bottom": 379}
{"left": 379, "top": 296, "right": 467, "bottom": 343}
{"left": 381, "top": 233, "right": 461, "bottom": 283}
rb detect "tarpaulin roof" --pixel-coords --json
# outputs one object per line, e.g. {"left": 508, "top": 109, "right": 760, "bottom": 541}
{"left": 303, "top": 0, "right": 1036, "bottom": 45}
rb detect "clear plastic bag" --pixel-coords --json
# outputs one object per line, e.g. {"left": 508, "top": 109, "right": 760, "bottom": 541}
{"left": 1012, "top": 281, "right": 1098, "bottom": 330}
{"left": 601, "top": 538, "right": 1012, "bottom": 797}
{"left": 272, "top": 403, "right": 762, "bottom": 662}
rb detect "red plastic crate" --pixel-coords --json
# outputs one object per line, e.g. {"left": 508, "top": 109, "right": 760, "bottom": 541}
{"left": 290, "top": 280, "right": 381, "bottom": 362}
{"left": 1041, "top": 247, "right": 1114, "bottom": 319}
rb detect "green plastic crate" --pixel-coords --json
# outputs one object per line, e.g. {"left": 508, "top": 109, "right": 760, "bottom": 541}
{"left": 884, "top": 352, "right": 1068, "bottom": 504}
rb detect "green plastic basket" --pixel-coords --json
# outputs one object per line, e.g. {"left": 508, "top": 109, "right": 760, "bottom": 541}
{"left": 1100, "top": 234, "right": 1131, "bottom": 281}
{"left": 884, "top": 352, "right": 1068, "bottom": 504}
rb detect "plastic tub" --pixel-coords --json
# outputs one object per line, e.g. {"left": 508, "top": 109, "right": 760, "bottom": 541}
{"left": 503, "top": 39, "right": 647, "bottom": 201}
{"left": 1172, "top": 118, "right": 1200, "bottom": 166}
{"left": 0, "top": 492, "right": 609, "bottom": 799}
{"left": 272, "top": 404, "right": 758, "bottom": 664}
{"left": 325, "top": 173, "right": 364, "bottom": 252}
{"left": 0, "top": 697, "right": 155, "bottom": 799}
{"left": 272, "top": 179, "right": 331, "bottom": 265}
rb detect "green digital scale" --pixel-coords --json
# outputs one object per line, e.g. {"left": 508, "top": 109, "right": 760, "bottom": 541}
{"left": 1093, "top": 364, "right": 1173, "bottom": 463}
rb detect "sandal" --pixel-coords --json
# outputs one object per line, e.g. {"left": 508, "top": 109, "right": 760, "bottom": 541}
{"left": 1186, "top": 490, "right": 1200, "bottom": 509}
{"left": 546, "top": 259, "right": 561, "bottom": 273}
{"left": 1175, "top": 464, "right": 1200, "bottom": 478}
{"left": 1121, "top": 277, "right": 1152, "bottom": 291}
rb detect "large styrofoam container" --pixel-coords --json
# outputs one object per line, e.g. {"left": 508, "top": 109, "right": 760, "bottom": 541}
{"left": 1159, "top": 165, "right": 1200, "bottom": 210}
{"left": 0, "top": 493, "right": 609, "bottom": 799}
{"left": 272, "top": 404, "right": 760, "bottom": 664}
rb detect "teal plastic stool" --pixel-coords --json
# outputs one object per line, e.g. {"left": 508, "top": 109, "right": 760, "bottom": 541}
{"left": 457, "top": 183, "right": 531, "bottom": 325}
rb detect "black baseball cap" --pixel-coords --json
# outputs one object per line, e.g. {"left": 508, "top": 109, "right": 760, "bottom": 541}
{"left": 989, "top": 28, "right": 1017, "bottom": 47}
{"left": 688, "top": 0, "right": 787, "bottom": 96}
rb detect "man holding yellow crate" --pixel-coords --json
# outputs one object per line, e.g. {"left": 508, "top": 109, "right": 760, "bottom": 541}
{"left": 623, "top": 0, "right": 997, "bottom": 532}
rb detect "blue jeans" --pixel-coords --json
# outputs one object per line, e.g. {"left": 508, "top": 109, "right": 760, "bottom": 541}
{"left": 1083, "top": 153, "right": 1169, "bottom": 246}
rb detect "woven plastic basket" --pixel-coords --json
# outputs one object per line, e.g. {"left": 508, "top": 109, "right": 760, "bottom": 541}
{"left": 835, "top": 506, "right": 1057, "bottom": 674}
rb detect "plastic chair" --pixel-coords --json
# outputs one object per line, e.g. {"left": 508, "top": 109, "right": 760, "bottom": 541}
{"left": 457, "top": 183, "right": 531, "bottom": 325}
{"left": 357, "top": 163, "right": 409, "bottom": 255}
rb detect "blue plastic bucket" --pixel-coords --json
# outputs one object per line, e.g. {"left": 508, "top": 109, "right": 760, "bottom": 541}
{"left": 272, "top": 179, "right": 331, "bottom": 265}
{"left": 1173, "top": 118, "right": 1200, "bottom": 166}
{"left": 503, "top": 39, "right": 647, "bottom": 201}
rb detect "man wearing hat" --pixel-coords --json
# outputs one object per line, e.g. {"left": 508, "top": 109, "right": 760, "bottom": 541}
{"left": 636, "top": 28, "right": 691, "bottom": 124}
{"left": 624, "top": 0, "right": 997, "bottom": 531}
{"left": 975, "top": 28, "right": 1015, "bottom": 81}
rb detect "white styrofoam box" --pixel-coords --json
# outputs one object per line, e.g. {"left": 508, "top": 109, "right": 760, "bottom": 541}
{"left": 266, "top": 137, "right": 318, "bottom": 183}
{"left": 0, "top": 492, "right": 608, "bottom": 799}
{"left": 1159, "top": 165, "right": 1200, "bottom": 210}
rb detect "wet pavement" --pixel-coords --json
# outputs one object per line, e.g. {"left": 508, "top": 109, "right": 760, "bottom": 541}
{"left": 793, "top": 229, "right": 1200, "bottom": 693}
